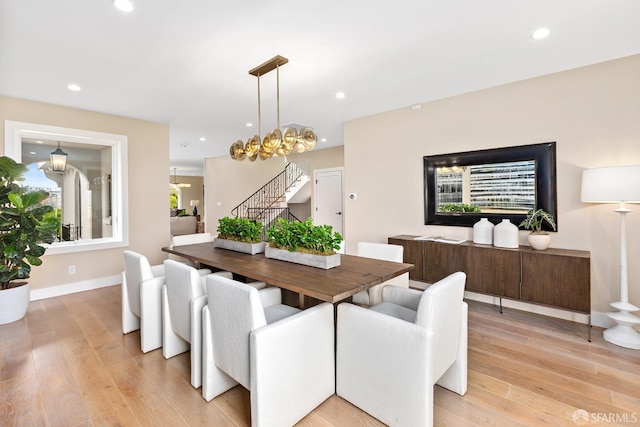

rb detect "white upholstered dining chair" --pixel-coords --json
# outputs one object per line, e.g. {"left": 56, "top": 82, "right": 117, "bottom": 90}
{"left": 337, "top": 271, "right": 468, "bottom": 427}
{"left": 351, "top": 241, "right": 409, "bottom": 306}
{"left": 169, "top": 232, "right": 212, "bottom": 268}
{"left": 201, "top": 275, "right": 335, "bottom": 427}
{"left": 162, "top": 260, "right": 267, "bottom": 388}
{"left": 161, "top": 260, "right": 211, "bottom": 388}
{"left": 122, "top": 250, "right": 169, "bottom": 353}
{"left": 122, "top": 250, "right": 213, "bottom": 353}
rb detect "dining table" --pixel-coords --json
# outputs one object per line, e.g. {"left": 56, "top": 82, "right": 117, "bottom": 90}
{"left": 162, "top": 243, "right": 414, "bottom": 307}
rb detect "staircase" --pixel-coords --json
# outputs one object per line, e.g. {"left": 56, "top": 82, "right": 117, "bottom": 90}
{"left": 231, "top": 163, "right": 309, "bottom": 238}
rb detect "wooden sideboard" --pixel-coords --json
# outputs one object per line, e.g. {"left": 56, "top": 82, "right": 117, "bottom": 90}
{"left": 388, "top": 235, "right": 591, "bottom": 314}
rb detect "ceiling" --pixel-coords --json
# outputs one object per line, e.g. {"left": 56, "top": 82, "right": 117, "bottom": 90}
{"left": 2, "top": 1, "right": 639, "bottom": 176}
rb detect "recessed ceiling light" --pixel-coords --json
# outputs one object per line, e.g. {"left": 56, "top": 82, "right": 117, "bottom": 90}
{"left": 199, "top": 137, "right": 206, "bottom": 141}
{"left": 320, "top": 138, "right": 327, "bottom": 143}
{"left": 336, "top": 92, "right": 345, "bottom": 100}
{"left": 246, "top": 123, "right": 253, "bottom": 127}
{"left": 67, "top": 83, "right": 81, "bottom": 92}
{"left": 532, "top": 28, "right": 550, "bottom": 40}
{"left": 36, "top": 140, "right": 43, "bottom": 144}
{"left": 113, "top": 0, "right": 134, "bottom": 12}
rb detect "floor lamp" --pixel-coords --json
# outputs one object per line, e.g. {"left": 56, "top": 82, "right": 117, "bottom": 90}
{"left": 581, "top": 165, "right": 640, "bottom": 349}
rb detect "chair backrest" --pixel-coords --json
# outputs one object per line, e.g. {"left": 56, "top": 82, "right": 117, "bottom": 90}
{"left": 415, "top": 271, "right": 466, "bottom": 380}
{"left": 163, "top": 260, "right": 205, "bottom": 342}
{"left": 356, "top": 242, "right": 407, "bottom": 290}
{"left": 123, "top": 250, "right": 154, "bottom": 316}
{"left": 356, "top": 242, "right": 403, "bottom": 262}
{"left": 170, "top": 232, "right": 213, "bottom": 247}
{"left": 206, "top": 275, "right": 267, "bottom": 389}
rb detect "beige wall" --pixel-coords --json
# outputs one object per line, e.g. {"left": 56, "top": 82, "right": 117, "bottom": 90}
{"left": 0, "top": 95, "right": 170, "bottom": 291}
{"left": 344, "top": 54, "right": 640, "bottom": 314}
{"left": 204, "top": 146, "right": 344, "bottom": 233}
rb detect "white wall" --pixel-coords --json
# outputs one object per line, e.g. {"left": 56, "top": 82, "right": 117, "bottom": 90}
{"left": 344, "top": 54, "right": 640, "bottom": 315}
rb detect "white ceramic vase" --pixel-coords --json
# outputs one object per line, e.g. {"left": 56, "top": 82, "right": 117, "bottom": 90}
{"left": 493, "top": 219, "right": 519, "bottom": 249}
{"left": 473, "top": 218, "right": 494, "bottom": 245}
{"left": 527, "top": 233, "right": 551, "bottom": 250}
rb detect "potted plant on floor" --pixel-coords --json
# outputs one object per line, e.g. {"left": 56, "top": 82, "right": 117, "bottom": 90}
{"left": 213, "top": 216, "right": 266, "bottom": 254}
{"left": 265, "top": 217, "right": 343, "bottom": 269}
{"left": 519, "top": 208, "right": 556, "bottom": 250}
{"left": 0, "top": 156, "right": 59, "bottom": 324}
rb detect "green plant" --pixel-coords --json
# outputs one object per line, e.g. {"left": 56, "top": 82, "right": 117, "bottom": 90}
{"left": 266, "top": 217, "right": 343, "bottom": 255}
{"left": 169, "top": 193, "right": 178, "bottom": 209}
{"left": 438, "top": 203, "right": 482, "bottom": 213}
{"left": 519, "top": 208, "right": 556, "bottom": 233}
{"left": 0, "top": 156, "right": 59, "bottom": 290}
{"left": 217, "top": 216, "right": 263, "bottom": 243}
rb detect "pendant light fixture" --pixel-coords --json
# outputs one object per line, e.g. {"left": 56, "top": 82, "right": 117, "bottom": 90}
{"left": 50, "top": 141, "right": 68, "bottom": 172}
{"left": 171, "top": 168, "right": 191, "bottom": 188}
{"left": 229, "top": 55, "right": 317, "bottom": 161}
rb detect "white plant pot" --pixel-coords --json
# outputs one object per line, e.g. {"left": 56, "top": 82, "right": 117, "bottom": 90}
{"left": 265, "top": 245, "right": 341, "bottom": 269}
{"left": 528, "top": 233, "right": 551, "bottom": 250}
{"left": 0, "top": 283, "right": 30, "bottom": 325}
{"left": 213, "top": 238, "right": 266, "bottom": 255}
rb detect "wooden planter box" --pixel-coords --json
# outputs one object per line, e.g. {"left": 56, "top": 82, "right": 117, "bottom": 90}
{"left": 264, "top": 245, "right": 341, "bottom": 269}
{"left": 213, "top": 238, "right": 266, "bottom": 255}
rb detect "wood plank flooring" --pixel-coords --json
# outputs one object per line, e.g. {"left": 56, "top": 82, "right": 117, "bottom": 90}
{"left": 1, "top": 285, "right": 639, "bottom": 426}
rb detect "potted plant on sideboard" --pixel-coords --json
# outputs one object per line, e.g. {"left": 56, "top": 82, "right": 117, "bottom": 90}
{"left": 0, "top": 156, "right": 59, "bottom": 324}
{"left": 213, "top": 216, "right": 266, "bottom": 255}
{"left": 519, "top": 208, "right": 557, "bottom": 251}
{"left": 265, "top": 217, "right": 343, "bottom": 269}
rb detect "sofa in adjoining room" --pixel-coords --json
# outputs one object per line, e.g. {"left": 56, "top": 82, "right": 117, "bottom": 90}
{"left": 170, "top": 215, "right": 198, "bottom": 236}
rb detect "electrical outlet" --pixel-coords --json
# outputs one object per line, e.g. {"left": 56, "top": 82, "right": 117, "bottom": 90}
{"left": 68, "top": 265, "right": 76, "bottom": 275}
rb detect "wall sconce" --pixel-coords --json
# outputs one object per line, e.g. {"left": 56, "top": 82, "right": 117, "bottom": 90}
{"left": 581, "top": 165, "right": 640, "bottom": 349}
{"left": 50, "top": 142, "right": 68, "bottom": 172}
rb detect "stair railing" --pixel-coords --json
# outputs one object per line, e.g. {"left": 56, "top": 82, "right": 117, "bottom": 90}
{"left": 231, "top": 162, "right": 304, "bottom": 220}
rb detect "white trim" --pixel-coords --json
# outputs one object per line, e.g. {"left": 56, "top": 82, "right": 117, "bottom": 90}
{"left": 30, "top": 275, "right": 121, "bottom": 301}
{"left": 463, "top": 290, "right": 612, "bottom": 328}
{"left": 4, "top": 120, "right": 129, "bottom": 254}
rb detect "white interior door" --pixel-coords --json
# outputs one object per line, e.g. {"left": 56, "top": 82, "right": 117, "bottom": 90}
{"left": 314, "top": 168, "right": 344, "bottom": 235}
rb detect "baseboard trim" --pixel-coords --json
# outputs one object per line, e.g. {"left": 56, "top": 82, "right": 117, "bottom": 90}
{"left": 463, "top": 291, "right": 612, "bottom": 329}
{"left": 30, "top": 275, "right": 121, "bottom": 301}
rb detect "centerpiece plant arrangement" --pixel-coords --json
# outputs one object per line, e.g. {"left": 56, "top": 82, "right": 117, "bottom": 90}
{"left": 265, "top": 217, "right": 343, "bottom": 269}
{"left": 213, "top": 216, "right": 266, "bottom": 255}
{"left": 519, "top": 208, "right": 556, "bottom": 251}
{"left": 0, "top": 156, "right": 59, "bottom": 324}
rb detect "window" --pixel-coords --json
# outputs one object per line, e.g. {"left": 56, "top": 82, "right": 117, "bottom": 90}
{"left": 4, "top": 120, "right": 128, "bottom": 254}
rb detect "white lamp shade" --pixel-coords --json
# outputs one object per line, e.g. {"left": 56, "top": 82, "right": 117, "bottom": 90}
{"left": 581, "top": 165, "right": 640, "bottom": 203}
{"left": 190, "top": 200, "right": 200, "bottom": 207}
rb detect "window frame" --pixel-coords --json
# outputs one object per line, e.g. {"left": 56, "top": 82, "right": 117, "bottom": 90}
{"left": 4, "top": 120, "right": 129, "bottom": 254}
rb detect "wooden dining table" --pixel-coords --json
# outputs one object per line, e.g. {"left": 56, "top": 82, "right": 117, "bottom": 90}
{"left": 162, "top": 243, "right": 414, "bottom": 307}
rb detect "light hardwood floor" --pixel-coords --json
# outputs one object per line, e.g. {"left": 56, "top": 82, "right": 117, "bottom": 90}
{"left": 1, "top": 285, "right": 639, "bottom": 426}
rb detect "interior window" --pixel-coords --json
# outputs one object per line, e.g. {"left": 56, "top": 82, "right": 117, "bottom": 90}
{"left": 4, "top": 121, "right": 128, "bottom": 254}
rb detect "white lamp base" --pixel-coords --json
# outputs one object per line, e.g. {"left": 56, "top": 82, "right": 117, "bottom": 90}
{"left": 603, "top": 303, "right": 640, "bottom": 350}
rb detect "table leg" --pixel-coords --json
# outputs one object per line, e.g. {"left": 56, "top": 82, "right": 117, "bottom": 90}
{"left": 298, "top": 293, "right": 305, "bottom": 309}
